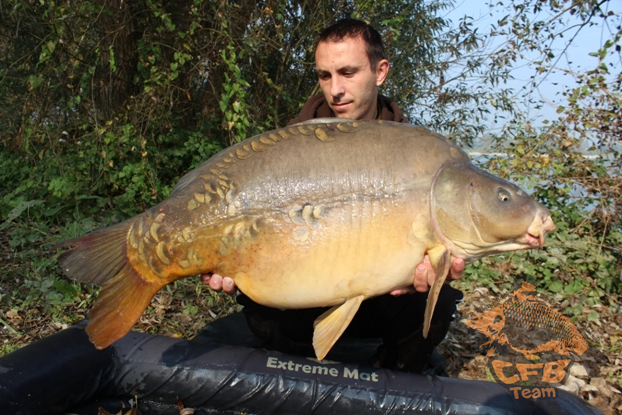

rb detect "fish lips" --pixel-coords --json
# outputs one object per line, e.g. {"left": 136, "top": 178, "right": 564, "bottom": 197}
{"left": 526, "top": 214, "right": 556, "bottom": 247}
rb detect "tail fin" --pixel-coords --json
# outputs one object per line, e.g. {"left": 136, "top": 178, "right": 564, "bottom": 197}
{"left": 86, "top": 263, "right": 163, "bottom": 349}
{"left": 55, "top": 219, "right": 164, "bottom": 349}
{"left": 56, "top": 219, "right": 133, "bottom": 286}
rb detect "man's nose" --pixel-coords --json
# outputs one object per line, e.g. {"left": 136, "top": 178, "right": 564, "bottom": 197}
{"left": 330, "top": 77, "right": 344, "bottom": 97}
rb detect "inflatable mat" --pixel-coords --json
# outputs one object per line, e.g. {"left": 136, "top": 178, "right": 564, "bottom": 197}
{"left": 0, "top": 313, "right": 602, "bottom": 415}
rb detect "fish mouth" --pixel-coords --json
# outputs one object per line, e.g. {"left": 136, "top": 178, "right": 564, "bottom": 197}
{"left": 526, "top": 213, "right": 556, "bottom": 247}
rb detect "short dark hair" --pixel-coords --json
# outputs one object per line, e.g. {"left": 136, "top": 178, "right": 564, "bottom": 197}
{"left": 317, "top": 18, "right": 386, "bottom": 68}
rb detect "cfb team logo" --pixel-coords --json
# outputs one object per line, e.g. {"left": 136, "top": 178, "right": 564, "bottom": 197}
{"left": 466, "top": 282, "right": 588, "bottom": 399}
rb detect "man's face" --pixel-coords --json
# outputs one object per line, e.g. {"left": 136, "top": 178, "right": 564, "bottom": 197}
{"left": 315, "top": 36, "right": 389, "bottom": 120}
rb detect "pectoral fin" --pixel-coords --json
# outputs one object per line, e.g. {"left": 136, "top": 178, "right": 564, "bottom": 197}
{"left": 423, "top": 246, "right": 451, "bottom": 338}
{"left": 312, "top": 295, "right": 364, "bottom": 360}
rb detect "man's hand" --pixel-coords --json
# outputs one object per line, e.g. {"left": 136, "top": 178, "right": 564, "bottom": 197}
{"left": 201, "top": 255, "right": 464, "bottom": 297}
{"left": 201, "top": 273, "right": 236, "bottom": 295}
{"left": 390, "top": 256, "right": 464, "bottom": 296}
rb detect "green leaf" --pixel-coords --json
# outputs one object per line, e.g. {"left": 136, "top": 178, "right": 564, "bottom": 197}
{"left": 548, "top": 280, "right": 563, "bottom": 293}
{"left": 6, "top": 200, "right": 45, "bottom": 221}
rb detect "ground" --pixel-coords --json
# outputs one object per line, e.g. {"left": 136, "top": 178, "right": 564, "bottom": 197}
{"left": 1, "top": 275, "right": 621, "bottom": 414}
{"left": 440, "top": 285, "right": 622, "bottom": 415}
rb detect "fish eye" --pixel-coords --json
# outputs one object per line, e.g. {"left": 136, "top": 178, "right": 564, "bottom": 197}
{"left": 498, "top": 188, "right": 511, "bottom": 203}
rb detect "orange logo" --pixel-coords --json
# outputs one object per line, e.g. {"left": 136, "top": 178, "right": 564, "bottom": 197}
{"left": 466, "top": 282, "right": 588, "bottom": 399}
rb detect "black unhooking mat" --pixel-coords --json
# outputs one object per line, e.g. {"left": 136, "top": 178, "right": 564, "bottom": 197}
{"left": 0, "top": 313, "right": 603, "bottom": 415}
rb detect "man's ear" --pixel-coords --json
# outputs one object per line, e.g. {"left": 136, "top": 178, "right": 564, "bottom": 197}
{"left": 375, "top": 59, "right": 390, "bottom": 86}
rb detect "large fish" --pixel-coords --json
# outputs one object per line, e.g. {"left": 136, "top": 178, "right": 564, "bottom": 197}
{"left": 56, "top": 119, "right": 555, "bottom": 360}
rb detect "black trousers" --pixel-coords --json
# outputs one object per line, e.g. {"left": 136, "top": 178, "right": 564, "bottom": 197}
{"left": 238, "top": 285, "right": 463, "bottom": 373}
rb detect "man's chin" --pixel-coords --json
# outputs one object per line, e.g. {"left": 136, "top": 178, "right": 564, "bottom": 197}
{"left": 333, "top": 110, "right": 355, "bottom": 119}
{"left": 331, "top": 104, "right": 354, "bottom": 118}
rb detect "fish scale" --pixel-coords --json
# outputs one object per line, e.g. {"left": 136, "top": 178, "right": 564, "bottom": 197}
{"left": 56, "top": 119, "right": 555, "bottom": 360}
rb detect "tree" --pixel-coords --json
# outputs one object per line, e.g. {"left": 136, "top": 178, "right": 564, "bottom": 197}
{"left": 466, "top": 0, "right": 622, "bottom": 299}
{"left": 0, "top": 0, "right": 498, "bottom": 216}
{"left": 1, "top": 2, "right": 621, "bottom": 385}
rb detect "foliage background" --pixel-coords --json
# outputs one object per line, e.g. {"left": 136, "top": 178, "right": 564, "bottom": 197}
{"left": 0, "top": 0, "right": 620, "bottom": 392}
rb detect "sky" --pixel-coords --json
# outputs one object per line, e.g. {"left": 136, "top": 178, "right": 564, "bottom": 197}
{"left": 444, "top": 0, "right": 621, "bottom": 138}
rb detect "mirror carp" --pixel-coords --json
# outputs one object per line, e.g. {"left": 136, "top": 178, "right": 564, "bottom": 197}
{"left": 56, "top": 119, "right": 555, "bottom": 360}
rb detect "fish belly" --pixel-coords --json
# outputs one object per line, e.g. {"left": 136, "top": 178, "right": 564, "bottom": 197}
{"left": 225, "top": 197, "right": 427, "bottom": 309}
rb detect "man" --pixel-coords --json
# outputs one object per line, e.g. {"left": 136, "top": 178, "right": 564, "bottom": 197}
{"left": 204, "top": 18, "right": 464, "bottom": 373}
{"left": 286, "top": 18, "right": 403, "bottom": 124}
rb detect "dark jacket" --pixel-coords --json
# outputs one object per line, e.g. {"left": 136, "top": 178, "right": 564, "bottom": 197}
{"left": 286, "top": 93, "right": 408, "bottom": 126}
